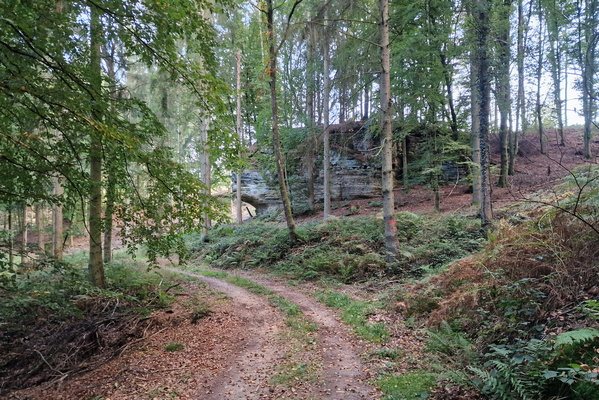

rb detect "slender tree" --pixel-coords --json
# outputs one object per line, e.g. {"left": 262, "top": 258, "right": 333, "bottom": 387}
{"left": 475, "top": 0, "right": 494, "bottom": 229}
{"left": 323, "top": 7, "right": 332, "bottom": 219}
{"left": 495, "top": 0, "right": 512, "bottom": 188}
{"left": 236, "top": 50, "right": 243, "bottom": 224}
{"left": 264, "top": 0, "right": 301, "bottom": 244}
{"left": 88, "top": 1, "right": 106, "bottom": 288}
{"left": 380, "top": 0, "right": 400, "bottom": 262}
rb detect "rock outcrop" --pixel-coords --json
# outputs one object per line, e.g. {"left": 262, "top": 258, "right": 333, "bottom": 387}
{"left": 233, "top": 121, "right": 382, "bottom": 215}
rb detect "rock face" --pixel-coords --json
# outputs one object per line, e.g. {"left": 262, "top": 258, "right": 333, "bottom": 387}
{"left": 233, "top": 121, "right": 382, "bottom": 215}
{"left": 315, "top": 121, "right": 381, "bottom": 201}
{"left": 233, "top": 170, "right": 282, "bottom": 214}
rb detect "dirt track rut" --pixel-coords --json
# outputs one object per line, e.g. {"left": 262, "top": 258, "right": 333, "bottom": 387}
{"left": 169, "top": 268, "right": 379, "bottom": 400}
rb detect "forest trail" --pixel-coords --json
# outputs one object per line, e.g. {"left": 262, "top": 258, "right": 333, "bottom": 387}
{"left": 168, "top": 268, "right": 380, "bottom": 400}
{"left": 8, "top": 266, "right": 380, "bottom": 399}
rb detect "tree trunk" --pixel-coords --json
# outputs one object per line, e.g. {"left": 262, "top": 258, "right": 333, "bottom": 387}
{"left": 20, "top": 204, "right": 27, "bottom": 265}
{"left": 323, "top": 8, "right": 332, "bottom": 219}
{"left": 52, "top": 177, "right": 63, "bottom": 260}
{"left": 8, "top": 207, "right": 13, "bottom": 268}
{"left": 440, "top": 54, "right": 459, "bottom": 140}
{"left": 35, "top": 202, "right": 44, "bottom": 253}
{"left": 306, "top": 21, "right": 316, "bottom": 210}
{"left": 199, "top": 116, "right": 211, "bottom": 236}
{"left": 103, "top": 174, "right": 115, "bottom": 264}
{"left": 547, "top": 0, "right": 565, "bottom": 146}
{"left": 476, "top": 0, "right": 493, "bottom": 229}
{"left": 496, "top": 0, "right": 511, "bottom": 188}
{"left": 380, "top": 0, "right": 400, "bottom": 263}
{"left": 266, "top": 0, "right": 298, "bottom": 244}
{"left": 580, "top": 0, "right": 597, "bottom": 159}
{"left": 89, "top": 3, "right": 105, "bottom": 287}
{"left": 536, "top": 4, "right": 545, "bottom": 155}
{"left": 468, "top": 0, "right": 482, "bottom": 204}
{"left": 236, "top": 50, "right": 243, "bottom": 224}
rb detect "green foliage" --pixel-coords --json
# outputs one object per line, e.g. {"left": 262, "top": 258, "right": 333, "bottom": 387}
{"left": 194, "top": 212, "right": 483, "bottom": 282}
{"left": 543, "top": 329, "right": 599, "bottom": 399}
{"left": 554, "top": 328, "right": 599, "bottom": 348}
{"left": 224, "top": 275, "right": 273, "bottom": 296}
{"left": 165, "top": 342, "right": 184, "bottom": 352}
{"left": 378, "top": 370, "right": 437, "bottom": 400}
{"left": 469, "top": 340, "right": 550, "bottom": 400}
{"left": 317, "top": 290, "right": 389, "bottom": 342}
{"left": 579, "top": 300, "right": 599, "bottom": 320}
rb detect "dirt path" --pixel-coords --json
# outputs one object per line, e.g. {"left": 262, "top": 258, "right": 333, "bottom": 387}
{"left": 177, "top": 272, "right": 286, "bottom": 400}
{"left": 233, "top": 272, "right": 377, "bottom": 399}
{"left": 169, "top": 268, "right": 379, "bottom": 400}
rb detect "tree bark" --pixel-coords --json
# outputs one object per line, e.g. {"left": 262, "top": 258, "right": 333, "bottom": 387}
{"left": 547, "top": 0, "right": 565, "bottom": 146}
{"left": 380, "top": 0, "right": 400, "bottom": 263}
{"left": 475, "top": 0, "right": 493, "bottom": 229}
{"left": 35, "top": 202, "right": 44, "bottom": 253}
{"left": 8, "top": 207, "right": 13, "bottom": 268}
{"left": 199, "top": 116, "right": 211, "bottom": 236}
{"left": 323, "top": 8, "right": 332, "bottom": 219}
{"left": 89, "top": 2, "right": 106, "bottom": 287}
{"left": 52, "top": 176, "right": 63, "bottom": 260}
{"left": 536, "top": 3, "right": 545, "bottom": 155}
{"left": 580, "top": 0, "right": 597, "bottom": 159}
{"left": 496, "top": 0, "right": 512, "bottom": 188}
{"left": 236, "top": 50, "right": 243, "bottom": 224}
{"left": 266, "top": 0, "right": 298, "bottom": 244}
{"left": 20, "top": 204, "right": 27, "bottom": 265}
{"left": 468, "top": 0, "right": 482, "bottom": 204}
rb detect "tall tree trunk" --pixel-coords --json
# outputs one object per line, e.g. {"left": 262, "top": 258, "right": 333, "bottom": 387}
{"left": 380, "top": 0, "right": 400, "bottom": 263}
{"left": 52, "top": 176, "right": 63, "bottom": 260}
{"left": 511, "top": 0, "right": 527, "bottom": 176}
{"left": 199, "top": 116, "right": 211, "bottom": 236}
{"left": 305, "top": 21, "right": 316, "bottom": 210}
{"left": 468, "top": 0, "right": 482, "bottom": 204}
{"left": 440, "top": 54, "right": 459, "bottom": 140}
{"left": 323, "top": 8, "right": 332, "bottom": 219}
{"left": 35, "top": 202, "right": 44, "bottom": 253}
{"left": 580, "top": 0, "right": 597, "bottom": 159}
{"left": 89, "top": 3, "right": 105, "bottom": 287}
{"left": 547, "top": 0, "right": 565, "bottom": 146}
{"left": 363, "top": 82, "right": 370, "bottom": 120}
{"left": 8, "top": 207, "right": 13, "bottom": 268}
{"left": 103, "top": 174, "right": 115, "bottom": 263}
{"left": 476, "top": 0, "right": 493, "bottom": 229}
{"left": 236, "top": 50, "right": 243, "bottom": 224}
{"left": 496, "top": 0, "right": 512, "bottom": 188}
{"left": 20, "top": 204, "right": 27, "bottom": 265}
{"left": 536, "top": 4, "right": 545, "bottom": 155}
{"left": 266, "top": 0, "right": 298, "bottom": 244}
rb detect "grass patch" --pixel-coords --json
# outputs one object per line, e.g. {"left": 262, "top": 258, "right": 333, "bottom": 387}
{"left": 224, "top": 275, "right": 274, "bottom": 296}
{"left": 316, "top": 290, "right": 389, "bottom": 343}
{"left": 378, "top": 370, "right": 436, "bottom": 400}
{"left": 165, "top": 342, "right": 184, "bottom": 352}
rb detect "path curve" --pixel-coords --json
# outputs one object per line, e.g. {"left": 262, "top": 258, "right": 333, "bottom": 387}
{"left": 169, "top": 267, "right": 379, "bottom": 400}
{"left": 168, "top": 269, "right": 286, "bottom": 399}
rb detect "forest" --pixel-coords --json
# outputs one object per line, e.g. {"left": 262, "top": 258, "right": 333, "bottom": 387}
{"left": 1, "top": 0, "right": 599, "bottom": 399}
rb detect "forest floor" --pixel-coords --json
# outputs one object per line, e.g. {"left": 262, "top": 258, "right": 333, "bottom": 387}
{"left": 5, "top": 128, "right": 599, "bottom": 400}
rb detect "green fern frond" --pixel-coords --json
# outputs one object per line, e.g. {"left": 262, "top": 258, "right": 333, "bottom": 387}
{"left": 554, "top": 328, "right": 599, "bottom": 348}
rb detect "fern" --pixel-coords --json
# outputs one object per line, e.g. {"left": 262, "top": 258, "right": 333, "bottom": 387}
{"left": 469, "top": 341, "right": 549, "bottom": 400}
{"left": 554, "top": 328, "right": 599, "bottom": 348}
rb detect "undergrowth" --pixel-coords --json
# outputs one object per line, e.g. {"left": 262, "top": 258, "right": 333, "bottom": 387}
{"left": 190, "top": 212, "right": 483, "bottom": 282}
{"left": 0, "top": 252, "right": 191, "bottom": 395}
{"left": 316, "top": 290, "right": 389, "bottom": 342}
